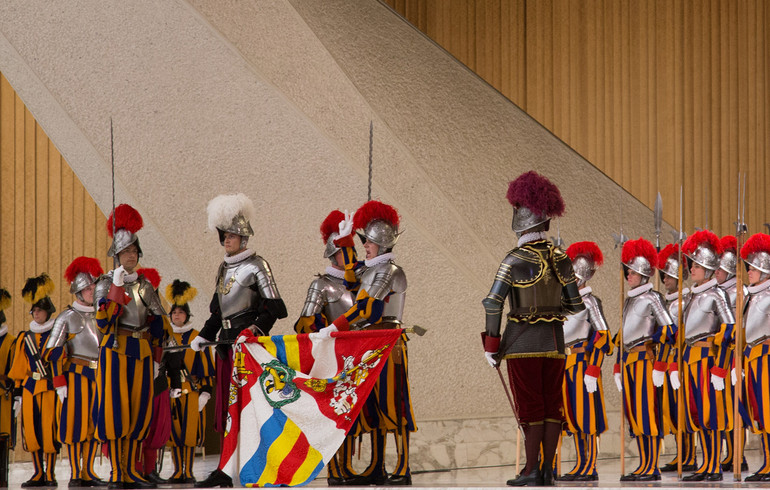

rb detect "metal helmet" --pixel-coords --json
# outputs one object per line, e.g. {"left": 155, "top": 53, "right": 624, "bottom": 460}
{"left": 320, "top": 210, "right": 346, "bottom": 260}
{"left": 565, "top": 241, "right": 604, "bottom": 284}
{"left": 682, "top": 230, "right": 721, "bottom": 275}
{"left": 362, "top": 219, "right": 400, "bottom": 250}
{"left": 507, "top": 171, "right": 564, "bottom": 236}
{"left": 718, "top": 236, "right": 738, "bottom": 278}
{"left": 741, "top": 234, "right": 770, "bottom": 279}
{"left": 621, "top": 238, "right": 657, "bottom": 279}
{"left": 353, "top": 201, "right": 401, "bottom": 255}
{"left": 657, "top": 243, "right": 689, "bottom": 280}
{"left": 107, "top": 204, "right": 144, "bottom": 257}
{"left": 207, "top": 194, "right": 256, "bottom": 246}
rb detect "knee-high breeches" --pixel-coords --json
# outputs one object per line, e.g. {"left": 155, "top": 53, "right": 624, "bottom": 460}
{"left": 622, "top": 356, "right": 661, "bottom": 437}
{"left": 95, "top": 347, "right": 153, "bottom": 441}
{"left": 683, "top": 352, "right": 732, "bottom": 432}
{"left": 170, "top": 392, "right": 206, "bottom": 448}
{"left": 58, "top": 371, "right": 97, "bottom": 444}
{"left": 507, "top": 356, "right": 566, "bottom": 426}
{"left": 562, "top": 354, "right": 607, "bottom": 435}
{"left": 21, "top": 390, "right": 58, "bottom": 453}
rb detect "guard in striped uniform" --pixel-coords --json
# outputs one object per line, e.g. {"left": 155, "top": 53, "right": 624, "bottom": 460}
{"left": 319, "top": 201, "right": 415, "bottom": 486}
{"left": 716, "top": 235, "right": 749, "bottom": 472}
{"left": 679, "top": 231, "right": 735, "bottom": 482}
{"left": 8, "top": 274, "right": 60, "bottom": 487}
{"left": 482, "top": 172, "right": 585, "bottom": 487}
{"left": 94, "top": 204, "right": 167, "bottom": 489}
{"left": 558, "top": 241, "right": 612, "bottom": 481}
{"left": 294, "top": 210, "right": 362, "bottom": 486}
{"left": 0, "top": 289, "right": 16, "bottom": 488}
{"left": 43, "top": 257, "right": 107, "bottom": 487}
{"left": 655, "top": 244, "right": 698, "bottom": 472}
{"left": 165, "top": 280, "right": 214, "bottom": 484}
{"left": 738, "top": 234, "right": 770, "bottom": 481}
{"left": 194, "top": 194, "right": 287, "bottom": 489}
{"left": 614, "top": 239, "right": 674, "bottom": 482}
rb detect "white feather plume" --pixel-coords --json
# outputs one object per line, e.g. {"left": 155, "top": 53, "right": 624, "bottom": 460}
{"left": 206, "top": 193, "right": 256, "bottom": 232}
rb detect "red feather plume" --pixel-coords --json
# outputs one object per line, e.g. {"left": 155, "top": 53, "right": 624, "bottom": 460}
{"left": 622, "top": 238, "right": 657, "bottom": 268}
{"left": 656, "top": 243, "right": 680, "bottom": 270}
{"left": 107, "top": 204, "right": 143, "bottom": 237}
{"left": 741, "top": 233, "right": 770, "bottom": 260}
{"left": 565, "top": 241, "right": 604, "bottom": 266}
{"left": 320, "top": 210, "right": 345, "bottom": 243}
{"left": 506, "top": 171, "right": 564, "bottom": 218}
{"left": 720, "top": 235, "right": 737, "bottom": 252}
{"left": 353, "top": 201, "right": 399, "bottom": 231}
{"left": 65, "top": 257, "right": 104, "bottom": 284}
{"left": 137, "top": 268, "right": 161, "bottom": 289}
{"left": 682, "top": 230, "right": 722, "bottom": 257}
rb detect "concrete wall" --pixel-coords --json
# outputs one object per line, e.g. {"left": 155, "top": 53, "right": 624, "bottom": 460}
{"left": 0, "top": 0, "right": 673, "bottom": 469}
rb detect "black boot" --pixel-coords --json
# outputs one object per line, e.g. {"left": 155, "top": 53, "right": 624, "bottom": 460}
{"left": 506, "top": 468, "right": 542, "bottom": 487}
{"left": 193, "top": 470, "right": 232, "bottom": 488}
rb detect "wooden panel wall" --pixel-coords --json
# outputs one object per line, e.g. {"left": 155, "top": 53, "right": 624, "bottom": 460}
{"left": 384, "top": 0, "right": 770, "bottom": 239}
{"left": 0, "top": 73, "right": 111, "bottom": 335}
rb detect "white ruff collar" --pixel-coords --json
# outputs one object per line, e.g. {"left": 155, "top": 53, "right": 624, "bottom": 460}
{"left": 29, "top": 318, "right": 54, "bottom": 333}
{"left": 691, "top": 278, "right": 718, "bottom": 294}
{"left": 518, "top": 231, "right": 547, "bottom": 247}
{"left": 579, "top": 286, "right": 593, "bottom": 297}
{"left": 665, "top": 288, "right": 690, "bottom": 301}
{"left": 325, "top": 266, "right": 346, "bottom": 280}
{"left": 628, "top": 283, "right": 654, "bottom": 298}
{"left": 748, "top": 279, "right": 770, "bottom": 294}
{"left": 172, "top": 320, "right": 194, "bottom": 334}
{"left": 73, "top": 301, "right": 95, "bottom": 313}
{"left": 365, "top": 252, "right": 395, "bottom": 268}
{"left": 224, "top": 248, "right": 254, "bottom": 264}
{"left": 0, "top": 324, "right": 7, "bottom": 337}
{"left": 719, "top": 277, "right": 737, "bottom": 290}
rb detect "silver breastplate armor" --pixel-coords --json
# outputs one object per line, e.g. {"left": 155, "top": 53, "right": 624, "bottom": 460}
{"left": 744, "top": 285, "right": 770, "bottom": 347}
{"left": 299, "top": 274, "right": 357, "bottom": 322}
{"left": 217, "top": 254, "right": 281, "bottom": 319}
{"left": 564, "top": 292, "right": 609, "bottom": 346}
{"left": 359, "top": 261, "right": 407, "bottom": 322}
{"left": 45, "top": 307, "right": 102, "bottom": 361}
{"left": 120, "top": 277, "right": 166, "bottom": 329}
{"left": 623, "top": 289, "right": 673, "bottom": 349}
{"left": 665, "top": 290, "right": 691, "bottom": 322}
{"left": 683, "top": 285, "right": 735, "bottom": 344}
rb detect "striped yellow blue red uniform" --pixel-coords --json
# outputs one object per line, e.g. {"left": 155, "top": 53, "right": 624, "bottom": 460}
{"left": 94, "top": 291, "right": 164, "bottom": 484}
{"left": 167, "top": 327, "right": 214, "bottom": 480}
{"left": 561, "top": 329, "right": 612, "bottom": 477}
{"left": 742, "top": 343, "right": 770, "bottom": 474}
{"left": 660, "top": 352, "right": 698, "bottom": 469}
{"left": 8, "top": 329, "right": 59, "bottom": 482}
{"left": 0, "top": 331, "right": 17, "bottom": 442}
{"left": 722, "top": 343, "right": 747, "bottom": 470}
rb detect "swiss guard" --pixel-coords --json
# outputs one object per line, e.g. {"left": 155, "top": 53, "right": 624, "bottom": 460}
{"left": 318, "top": 200, "right": 415, "bottom": 486}
{"left": 558, "top": 241, "right": 611, "bottom": 482}
{"left": 94, "top": 204, "right": 167, "bottom": 489}
{"left": 194, "top": 193, "right": 287, "bottom": 489}
{"left": 43, "top": 257, "right": 107, "bottom": 487}
{"left": 294, "top": 210, "right": 362, "bottom": 485}
{"left": 0, "top": 288, "right": 15, "bottom": 487}
{"left": 738, "top": 233, "right": 770, "bottom": 481}
{"left": 165, "top": 280, "right": 214, "bottom": 484}
{"left": 655, "top": 244, "right": 697, "bottom": 472}
{"left": 614, "top": 238, "right": 673, "bottom": 482}
{"left": 8, "top": 274, "right": 60, "bottom": 487}
{"left": 679, "top": 230, "right": 734, "bottom": 482}
{"left": 481, "top": 171, "right": 584, "bottom": 487}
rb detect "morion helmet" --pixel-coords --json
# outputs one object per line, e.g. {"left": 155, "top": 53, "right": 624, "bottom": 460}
{"left": 354, "top": 201, "right": 401, "bottom": 253}
{"left": 622, "top": 238, "right": 657, "bottom": 280}
{"left": 682, "top": 230, "right": 722, "bottom": 276}
{"left": 719, "top": 235, "right": 738, "bottom": 278}
{"left": 506, "top": 171, "right": 564, "bottom": 235}
{"left": 207, "top": 193, "right": 256, "bottom": 246}
{"left": 657, "top": 243, "right": 688, "bottom": 281}
{"left": 107, "top": 204, "right": 144, "bottom": 257}
{"left": 565, "top": 241, "right": 603, "bottom": 284}
{"left": 741, "top": 233, "right": 770, "bottom": 281}
{"left": 320, "top": 210, "right": 346, "bottom": 259}
{"left": 65, "top": 257, "right": 104, "bottom": 299}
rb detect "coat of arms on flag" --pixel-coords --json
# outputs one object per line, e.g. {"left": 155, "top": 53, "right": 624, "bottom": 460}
{"left": 218, "top": 329, "right": 403, "bottom": 487}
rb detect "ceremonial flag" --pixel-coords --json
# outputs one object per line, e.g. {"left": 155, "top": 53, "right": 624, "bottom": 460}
{"left": 219, "top": 329, "right": 402, "bottom": 487}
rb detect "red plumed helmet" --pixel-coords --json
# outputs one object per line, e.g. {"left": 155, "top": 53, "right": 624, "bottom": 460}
{"left": 320, "top": 210, "right": 345, "bottom": 243}
{"left": 622, "top": 238, "right": 657, "bottom": 278}
{"left": 682, "top": 230, "right": 722, "bottom": 271}
{"left": 137, "top": 268, "right": 161, "bottom": 289}
{"left": 656, "top": 243, "right": 679, "bottom": 270}
{"left": 353, "top": 201, "right": 399, "bottom": 230}
{"left": 565, "top": 241, "right": 604, "bottom": 266}
{"left": 720, "top": 235, "right": 737, "bottom": 252}
{"left": 65, "top": 257, "right": 104, "bottom": 284}
{"left": 741, "top": 233, "right": 770, "bottom": 260}
{"left": 506, "top": 171, "right": 564, "bottom": 218}
{"left": 107, "top": 204, "right": 143, "bottom": 237}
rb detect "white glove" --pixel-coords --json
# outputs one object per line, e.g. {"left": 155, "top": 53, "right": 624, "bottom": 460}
{"left": 153, "top": 361, "right": 160, "bottom": 380}
{"left": 169, "top": 388, "right": 182, "bottom": 399}
{"left": 338, "top": 210, "right": 354, "bottom": 238}
{"left": 485, "top": 352, "right": 498, "bottom": 368}
{"left": 198, "top": 392, "right": 211, "bottom": 412}
{"left": 317, "top": 325, "right": 337, "bottom": 339}
{"left": 56, "top": 385, "right": 68, "bottom": 403}
{"left": 711, "top": 373, "right": 725, "bottom": 391}
{"left": 614, "top": 372, "right": 623, "bottom": 392}
{"left": 670, "top": 370, "right": 680, "bottom": 391}
{"left": 112, "top": 265, "right": 126, "bottom": 287}
{"left": 652, "top": 369, "right": 666, "bottom": 387}
{"left": 731, "top": 367, "right": 737, "bottom": 386}
{"left": 13, "top": 396, "right": 21, "bottom": 417}
{"left": 584, "top": 374, "right": 598, "bottom": 393}
{"left": 190, "top": 336, "right": 206, "bottom": 352}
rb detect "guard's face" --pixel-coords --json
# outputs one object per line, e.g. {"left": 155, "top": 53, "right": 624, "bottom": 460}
{"left": 171, "top": 307, "right": 188, "bottom": 327}
{"left": 223, "top": 232, "right": 243, "bottom": 256}
{"left": 626, "top": 270, "right": 643, "bottom": 289}
{"left": 118, "top": 244, "right": 139, "bottom": 272}
{"left": 748, "top": 265, "right": 762, "bottom": 286}
{"left": 714, "top": 268, "right": 728, "bottom": 284}
{"left": 663, "top": 275, "right": 678, "bottom": 294}
{"left": 690, "top": 262, "right": 707, "bottom": 285}
{"left": 80, "top": 283, "right": 96, "bottom": 306}
{"left": 363, "top": 241, "right": 380, "bottom": 260}
{"left": 31, "top": 306, "right": 47, "bottom": 324}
